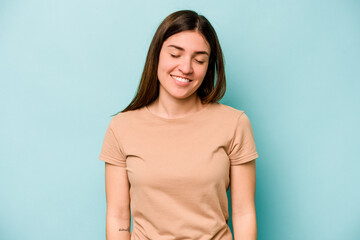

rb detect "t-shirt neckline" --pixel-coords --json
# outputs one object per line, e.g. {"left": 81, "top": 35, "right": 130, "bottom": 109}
{"left": 143, "top": 103, "right": 214, "bottom": 122}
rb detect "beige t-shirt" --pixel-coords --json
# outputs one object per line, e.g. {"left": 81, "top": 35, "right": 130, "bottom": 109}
{"left": 99, "top": 102, "right": 259, "bottom": 240}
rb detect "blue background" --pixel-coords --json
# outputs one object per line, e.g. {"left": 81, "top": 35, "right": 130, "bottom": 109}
{"left": 1, "top": 0, "right": 359, "bottom": 239}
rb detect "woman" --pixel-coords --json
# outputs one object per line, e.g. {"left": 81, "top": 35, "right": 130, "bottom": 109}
{"left": 99, "top": 10, "right": 259, "bottom": 240}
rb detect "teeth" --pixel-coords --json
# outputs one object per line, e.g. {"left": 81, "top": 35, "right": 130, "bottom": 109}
{"left": 172, "top": 75, "right": 190, "bottom": 82}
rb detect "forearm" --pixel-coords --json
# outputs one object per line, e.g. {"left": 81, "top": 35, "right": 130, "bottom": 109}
{"left": 106, "top": 215, "right": 131, "bottom": 240}
{"left": 232, "top": 213, "right": 257, "bottom": 240}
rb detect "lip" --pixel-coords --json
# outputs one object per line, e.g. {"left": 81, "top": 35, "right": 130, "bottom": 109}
{"left": 170, "top": 74, "right": 192, "bottom": 81}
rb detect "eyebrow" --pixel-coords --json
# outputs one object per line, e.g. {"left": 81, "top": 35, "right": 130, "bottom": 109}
{"left": 167, "top": 44, "right": 209, "bottom": 56}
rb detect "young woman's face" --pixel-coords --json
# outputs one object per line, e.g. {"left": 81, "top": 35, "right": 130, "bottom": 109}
{"left": 157, "top": 30, "right": 211, "bottom": 102}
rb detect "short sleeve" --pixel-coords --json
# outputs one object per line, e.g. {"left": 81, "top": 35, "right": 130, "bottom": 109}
{"left": 228, "top": 112, "right": 259, "bottom": 165}
{"left": 98, "top": 118, "right": 127, "bottom": 167}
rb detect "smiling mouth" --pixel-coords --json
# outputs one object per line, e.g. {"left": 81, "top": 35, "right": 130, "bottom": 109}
{"left": 170, "top": 74, "right": 192, "bottom": 82}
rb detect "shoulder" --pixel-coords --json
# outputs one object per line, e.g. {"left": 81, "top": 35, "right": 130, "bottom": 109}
{"left": 109, "top": 107, "right": 144, "bottom": 128}
{"left": 213, "top": 103, "right": 256, "bottom": 130}
{"left": 204, "top": 103, "right": 249, "bottom": 129}
{"left": 213, "top": 103, "right": 246, "bottom": 119}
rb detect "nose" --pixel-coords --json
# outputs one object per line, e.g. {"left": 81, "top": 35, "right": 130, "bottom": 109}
{"left": 178, "top": 57, "right": 193, "bottom": 74}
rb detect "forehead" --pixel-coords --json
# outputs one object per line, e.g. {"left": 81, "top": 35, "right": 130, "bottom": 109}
{"left": 163, "top": 30, "right": 210, "bottom": 53}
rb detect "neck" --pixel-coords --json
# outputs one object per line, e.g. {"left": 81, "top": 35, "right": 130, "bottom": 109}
{"left": 147, "top": 94, "right": 206, "bottom": 119}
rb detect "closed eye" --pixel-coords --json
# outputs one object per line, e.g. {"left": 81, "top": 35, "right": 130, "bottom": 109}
{"left": 170, "top": 53, "right": 205, "bottom": 64}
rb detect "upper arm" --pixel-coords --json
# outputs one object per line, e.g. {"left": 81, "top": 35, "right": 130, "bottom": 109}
{"left": 105, "top": 162, "right": 131, "bottom": 219}
{"left": 230, "top": 159, "right": 256, "bottom": 216}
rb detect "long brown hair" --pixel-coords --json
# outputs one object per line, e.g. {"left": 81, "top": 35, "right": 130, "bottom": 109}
{"left": 112, "top": 10, "right": 226, "bottom": 116}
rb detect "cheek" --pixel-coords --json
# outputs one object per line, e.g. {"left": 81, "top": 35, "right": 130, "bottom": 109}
{"left": 196, "top": 64, "right": 209, "bottom": 78}
{"left": 158, "top": 55, "right": 176, "bottom": 73}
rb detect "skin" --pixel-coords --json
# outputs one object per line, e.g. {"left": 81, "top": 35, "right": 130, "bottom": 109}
{"left": 147, "top": 30, "right": 211, "bottom": 118}
{"left": 105, "top": 163, "right": 131, "bottom": 240}
{"left": 231, "top": 159, "right": 257, "bottom": 239}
